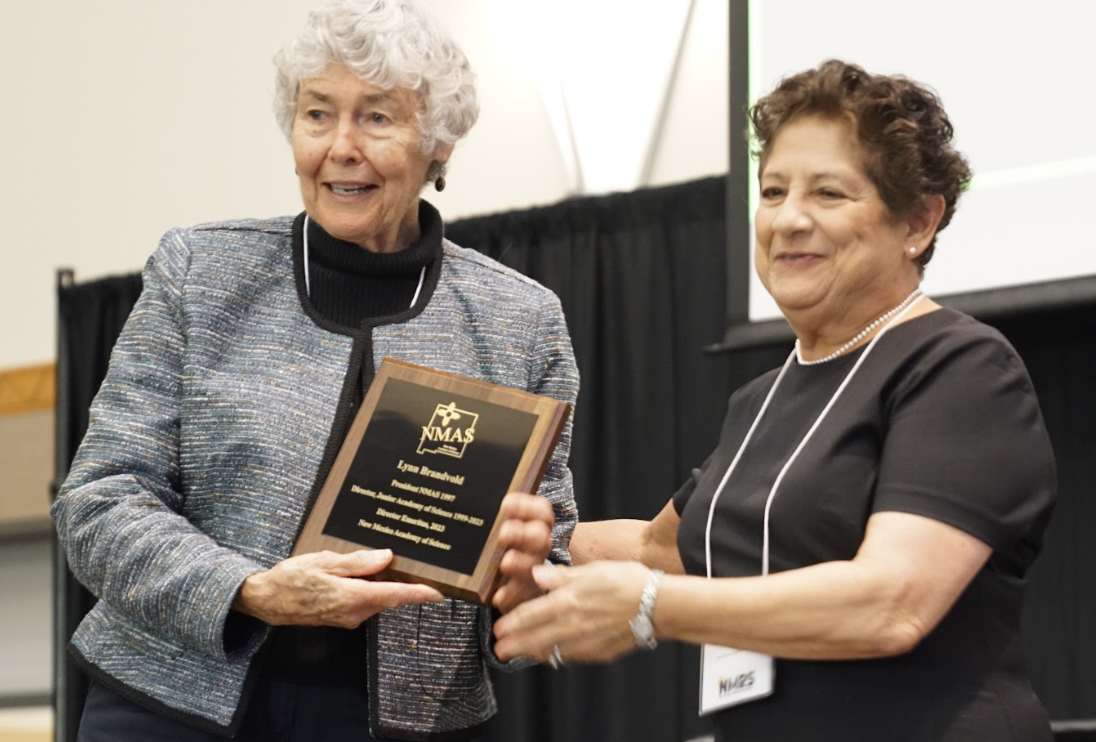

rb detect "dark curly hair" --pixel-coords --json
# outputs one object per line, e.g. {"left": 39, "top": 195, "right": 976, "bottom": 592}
{"left": 748, "top": 59, "right": 972, "bottom": 271}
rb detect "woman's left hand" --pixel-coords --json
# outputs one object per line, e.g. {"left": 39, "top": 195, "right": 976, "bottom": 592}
{"left": 492, "top": 560, "right": 653, "bottom": 664}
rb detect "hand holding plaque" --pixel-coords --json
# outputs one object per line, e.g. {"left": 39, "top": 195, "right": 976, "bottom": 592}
{"left": 293, "top": 358, "right": 571, "bottom": 605}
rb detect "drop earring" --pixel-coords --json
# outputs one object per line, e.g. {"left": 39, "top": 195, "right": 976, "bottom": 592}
{"left": 434, "top": 176, "right": 446, "bottom": 192}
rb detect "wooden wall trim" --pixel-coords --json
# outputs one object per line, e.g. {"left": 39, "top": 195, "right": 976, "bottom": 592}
{"left": 0, "top": 365, "right": 55, "bottom": 417}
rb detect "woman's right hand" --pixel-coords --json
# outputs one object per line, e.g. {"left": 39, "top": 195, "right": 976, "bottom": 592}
{"left": 492, "top": 492, "right": 557, "bottom": 614}
{"left": 231, "top": 549, "right": 444, "bottom": 628}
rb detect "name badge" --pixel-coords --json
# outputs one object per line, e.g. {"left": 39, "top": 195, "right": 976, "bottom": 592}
{"left": 699, "top": 644, "right": 775, "bottom": 715}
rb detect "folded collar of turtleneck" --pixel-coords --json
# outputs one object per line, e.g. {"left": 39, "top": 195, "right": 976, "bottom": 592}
{"left": 306, "top": 199, "right": 443, "bottom": 278}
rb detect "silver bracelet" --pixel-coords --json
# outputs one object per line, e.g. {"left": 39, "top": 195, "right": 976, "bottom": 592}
{"left": 629, "top": 569, "right": 664, "bottom": 650}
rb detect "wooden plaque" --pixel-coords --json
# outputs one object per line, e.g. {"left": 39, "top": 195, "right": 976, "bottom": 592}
{"left": 293, "top": 358, "right": 571, "bottom": 605}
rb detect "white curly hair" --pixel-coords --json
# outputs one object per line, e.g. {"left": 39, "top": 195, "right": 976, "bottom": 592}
{"left": 273, "top": 0, "right": 479, "bottom": 183}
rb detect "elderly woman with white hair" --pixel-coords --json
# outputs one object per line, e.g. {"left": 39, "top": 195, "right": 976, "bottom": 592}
{"left": 52, "top": 1, "right": 579, "bottom": 740}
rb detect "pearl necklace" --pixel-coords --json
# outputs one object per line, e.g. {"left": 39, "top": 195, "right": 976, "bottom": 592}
{"left": 795, "top": 288, "right": 924, "bottom": 366}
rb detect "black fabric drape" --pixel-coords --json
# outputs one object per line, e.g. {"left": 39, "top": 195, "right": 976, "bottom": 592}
{"left": 448, "top": 177, "right": 732, "bottom": 742}
{"left": 54, "top": 272, "right": 144, "bottom": 742}
{"left": 447, "top": 177, "right": 733, "bottom": 522}
{"left": 52, "top": 177, "right": 1096, "bottom": 741}
{"left": 991, "top": 305, "right": 1096, "bottom": 723}
{"left": 56, "top": 274, "right": 145, "bottom": 465}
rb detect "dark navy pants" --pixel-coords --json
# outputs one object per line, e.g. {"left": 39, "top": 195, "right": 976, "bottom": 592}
{"left": 78, "top": 677, "right": 472, "bottom": 742}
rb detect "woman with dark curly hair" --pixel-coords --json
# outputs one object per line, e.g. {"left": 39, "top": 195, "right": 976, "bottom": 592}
{"left": 492, "top": 59, "right": 1056, "bottom": 741}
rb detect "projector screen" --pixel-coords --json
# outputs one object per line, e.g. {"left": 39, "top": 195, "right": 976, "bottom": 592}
{"left": 745, "top": 0, "right": 1096, "bottom": 322}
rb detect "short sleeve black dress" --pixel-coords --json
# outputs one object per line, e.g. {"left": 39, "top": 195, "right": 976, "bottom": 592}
{"left": 674, "top": 308, "right": 1056, "bottom": 742}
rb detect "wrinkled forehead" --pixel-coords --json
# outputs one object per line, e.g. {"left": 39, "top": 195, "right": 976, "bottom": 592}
{"left": 296, "top": 63, "right": 421, "bottom": 113}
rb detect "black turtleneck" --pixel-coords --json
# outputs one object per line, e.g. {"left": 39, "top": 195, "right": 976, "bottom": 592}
{"left": 264, "top": 200, "right": 443, "bottom": 688}
{"left": 306, "top": 200, "right": 443, "bottom": 328}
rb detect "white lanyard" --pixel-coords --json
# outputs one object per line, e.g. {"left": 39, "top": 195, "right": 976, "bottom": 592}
{"left": 303, "top": 215, "right": 427, "bottom": 308}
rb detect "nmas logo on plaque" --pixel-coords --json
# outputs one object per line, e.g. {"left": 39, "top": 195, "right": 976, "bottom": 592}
{"left": 417, "top": 402, "right": 478, "bottom": 459}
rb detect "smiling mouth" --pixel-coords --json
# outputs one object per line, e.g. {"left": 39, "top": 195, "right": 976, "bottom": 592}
{"left": 327, "top": 184, "right": 376, "bottom": 196}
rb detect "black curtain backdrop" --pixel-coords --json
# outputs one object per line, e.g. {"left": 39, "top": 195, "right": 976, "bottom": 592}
{"left": 53, "top": 176, "right": 1096, "bottom": 741}
{"left": 53, "top": 273, "right": 145, "bottom": 742}
{"left": 447, "top": 179, "right": 732, "bottom": 742}
{"left": 998, "top": 305, "right": 1096, "bottom": 723}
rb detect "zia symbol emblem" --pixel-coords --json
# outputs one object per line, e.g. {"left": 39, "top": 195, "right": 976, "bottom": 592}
{"left": 417, "top": 401, "right": 479, "bottom": 459}
{"left": 435, "top": 402, "right": 462, "bottom": 427}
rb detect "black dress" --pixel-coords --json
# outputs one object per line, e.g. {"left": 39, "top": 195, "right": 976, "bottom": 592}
{"left": 674, "top": 308, "right": 1055, "bottom": 742}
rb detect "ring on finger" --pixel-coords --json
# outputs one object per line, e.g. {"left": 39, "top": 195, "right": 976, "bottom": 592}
{"left": 547, "top": 644, "right": 564, "bottom": 670}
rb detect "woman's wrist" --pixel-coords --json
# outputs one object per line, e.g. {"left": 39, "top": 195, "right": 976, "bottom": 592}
{"left": 231, "top": 571, "right": 271, "bottom": 622}
{"left": 629, "top": 568, "right": 664, "bottom": 650}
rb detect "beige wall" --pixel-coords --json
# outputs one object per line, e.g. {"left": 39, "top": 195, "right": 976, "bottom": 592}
{"left": 0, "top": 0, "right": 729, "bottom": 371}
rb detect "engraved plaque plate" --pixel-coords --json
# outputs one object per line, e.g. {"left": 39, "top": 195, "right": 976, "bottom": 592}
{"left": 293, "top": 358, "right": 570, "bottom": 604}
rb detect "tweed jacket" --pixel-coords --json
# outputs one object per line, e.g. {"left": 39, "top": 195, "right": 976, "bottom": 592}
{"left": 52, "top": 214, "right": 579, "bottom": 740}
